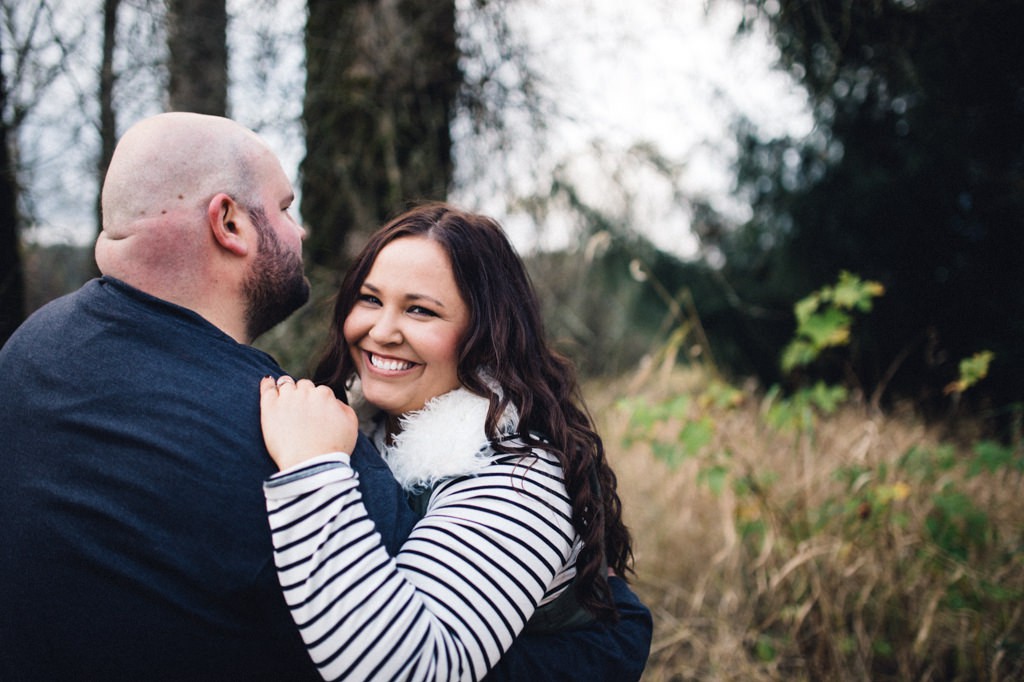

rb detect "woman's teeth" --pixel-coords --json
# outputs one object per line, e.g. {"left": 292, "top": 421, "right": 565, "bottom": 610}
{"left": 369, "top": 353, "right": 414, "bottom": 371}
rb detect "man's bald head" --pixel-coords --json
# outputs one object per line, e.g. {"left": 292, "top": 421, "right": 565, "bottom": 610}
{"left": 93, "top": 113, "right": 304, "bottom": 342}
{"left": 100, "top": 112, "right": 267, "bottom": 240}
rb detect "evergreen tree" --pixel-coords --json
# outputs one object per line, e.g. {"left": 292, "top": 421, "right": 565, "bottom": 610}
{"left": 717, "top": 0, "right": 1024, "bottom": 410}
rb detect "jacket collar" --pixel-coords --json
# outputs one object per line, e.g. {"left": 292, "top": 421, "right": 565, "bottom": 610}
{"left": 347, "top": 377, "right": 518, "bottom": 492}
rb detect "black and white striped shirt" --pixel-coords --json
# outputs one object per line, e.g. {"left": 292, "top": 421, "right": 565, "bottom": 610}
{"left": 264, "top": 446, "right": 579, "bottom": 681}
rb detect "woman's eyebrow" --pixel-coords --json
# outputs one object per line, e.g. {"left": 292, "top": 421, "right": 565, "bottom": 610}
{"left": 362, "top": 281, "right": 447, "bottom": 309}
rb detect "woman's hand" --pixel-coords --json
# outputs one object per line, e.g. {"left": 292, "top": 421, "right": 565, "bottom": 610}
{"left": 260, "top": 376, "right": 359, "bottom": 471}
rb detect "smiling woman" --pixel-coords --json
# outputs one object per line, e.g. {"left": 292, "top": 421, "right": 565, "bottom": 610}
{"left": 343, "top": 236, "right": 470, "bottom": 421}
{"left": 257, "top": 202, "right": 649, "bottom": 680}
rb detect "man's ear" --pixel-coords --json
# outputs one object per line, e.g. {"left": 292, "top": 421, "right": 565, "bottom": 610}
{"left": 207, "top": 193, "right": 250, "bottom": 257}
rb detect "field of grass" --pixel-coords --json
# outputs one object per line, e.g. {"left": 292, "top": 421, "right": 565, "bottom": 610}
{"left": 588, "top": 365, "right": 1023, "bottom": 681}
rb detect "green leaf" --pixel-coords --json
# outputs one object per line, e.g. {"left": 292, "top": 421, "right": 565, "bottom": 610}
{"left": 781, "top": 339, "right": 817, "bottom": 372}
{"left": 679, "top": 418, "right": 714, "bottom": 456}
{"left": 793, "top": 293, "right": 821, "bottom": 324}
{"left": 832, "top": 271, "right": 884, "bottom": 311}
{"left": 806, "top": 381, "right": 848, "bottom": 414}
{"left": 944, "top": 350, "right": 994, "bottom": 395}
{"left": 873, "top": 639, "right": 894, "bottom": 656}
{"left": 652, "top": 441, "right": 685, "bottom": 469}
{"left": 698, "top": 464, "right": 729, "bottom": 495}
{"left": 701, "top": 380, "right": 744, "bottom": 409}
{"left": 968, "top": 440, "right": 1017, "bottom": 477}
{"left": 754, "top": 636, "right": 777, "bottom": 662}
{"left": 798, "top": 308, "right": 851, "bottom": 348}
{"left": 781, "top": 271, "right": 885, "bottom": 375}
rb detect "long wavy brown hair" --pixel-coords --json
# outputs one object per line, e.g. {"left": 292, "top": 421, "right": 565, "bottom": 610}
{"left": 313, "top": 202, "right": 634, "bottom": 621}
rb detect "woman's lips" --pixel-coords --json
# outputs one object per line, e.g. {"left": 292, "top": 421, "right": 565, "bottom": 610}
{"left": 365, "top": 350, "right": 416, "bottom": 373}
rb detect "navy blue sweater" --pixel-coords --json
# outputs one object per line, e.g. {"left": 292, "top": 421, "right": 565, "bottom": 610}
{"left": 0, "top": 278, "right": 413, "bottom": 680}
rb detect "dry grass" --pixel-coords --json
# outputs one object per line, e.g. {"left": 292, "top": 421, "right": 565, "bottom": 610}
{"left": 587, "top": 366, "right": 1024, "bottom": 682}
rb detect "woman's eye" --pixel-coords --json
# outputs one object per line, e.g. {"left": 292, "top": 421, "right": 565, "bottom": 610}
{"left": 357, "top": 293, "right": 381, "bottom": 306}
{"left": 409, "top": 305, "right": 438, "bottom": 317}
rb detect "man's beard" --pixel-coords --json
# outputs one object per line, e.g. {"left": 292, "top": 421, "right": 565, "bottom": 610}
{"left": 243, "top": 207, "right": 310, "bottom": 341}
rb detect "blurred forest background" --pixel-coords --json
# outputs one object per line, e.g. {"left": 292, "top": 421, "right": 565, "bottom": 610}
{"left": 2, "top": 0, "right": 1022, "bottom": 679}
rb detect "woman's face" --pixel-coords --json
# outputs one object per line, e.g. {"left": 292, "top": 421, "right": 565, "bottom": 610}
{"left": 344, "top": 236, "right": 470, "bottom": 418}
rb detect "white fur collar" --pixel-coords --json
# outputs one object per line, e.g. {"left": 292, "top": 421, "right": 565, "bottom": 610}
{"left": 347, "top": 378, "right": 519, "bottom": 493}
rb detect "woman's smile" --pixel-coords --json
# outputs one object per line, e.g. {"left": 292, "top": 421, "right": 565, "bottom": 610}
{"left": 365, "top": 350, "right": 417, "bottom": 373}
{"left": 343, "top": 236, "right": 470, "bottom": 420}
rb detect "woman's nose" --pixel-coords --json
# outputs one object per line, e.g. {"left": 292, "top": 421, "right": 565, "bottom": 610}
{"left": 367, "top": 311, "right": 402, "bottom": 345}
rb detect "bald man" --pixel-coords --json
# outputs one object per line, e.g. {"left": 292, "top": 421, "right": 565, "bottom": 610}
{"left": 0, "top": 113, "right": 417, "bottom": 680}
{"left": 0, "top": 113, "right": 650, "bottom": 681}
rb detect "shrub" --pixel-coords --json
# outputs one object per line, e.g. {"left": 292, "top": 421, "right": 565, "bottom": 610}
{"left": 604, "top": 365, "right": 1023, "bottom": 680}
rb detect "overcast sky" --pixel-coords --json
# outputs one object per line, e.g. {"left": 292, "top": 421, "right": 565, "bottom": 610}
{"left": 21, "top": 0, "right": 812, "bottom": 258}
{"left": 468, "top": 0, "right": 812, "bottom": 256}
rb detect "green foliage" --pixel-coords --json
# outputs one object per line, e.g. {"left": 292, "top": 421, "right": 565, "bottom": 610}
{"left": 927, "top": 484, "right": 989, "bottom": 561}
{"left": 618, "top": 394, "right": 723, "bottom": 474}
{"left": 781, "top": 271, "right": 884, "bottom": 373}
{"left": 716, "top": 0, "right": 1024, "bottom": 411}
{"left": 944, "top": 350, "right": 995, "bottom": 396}
{"left": 763, "top": 381, "right": 847, "bottom": 433}
{"left": 701, "top": 379, "right": 745, "bottom": 410}
{"left": 754, "top": 635, "right": 778, "bottom": 663}
{"left": 625, "top": 369, "right": 1023, "bottom": 679}
{"left": 622, "top": 272, "right": 1023, "bottom": 680}
{"left": 967, "top": 439, "right": 1023, "bottom": 477}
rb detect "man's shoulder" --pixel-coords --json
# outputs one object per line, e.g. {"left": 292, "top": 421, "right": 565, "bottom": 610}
{"left": 3, "top": 277, "right": 282, "bottom": 379}
{"left": 1, "top": 281, "right": 95, "bottom": 352}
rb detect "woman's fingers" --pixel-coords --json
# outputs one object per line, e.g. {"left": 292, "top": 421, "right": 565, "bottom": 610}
{"left": 260, "top": 377, "right": 359, "bottom": 471}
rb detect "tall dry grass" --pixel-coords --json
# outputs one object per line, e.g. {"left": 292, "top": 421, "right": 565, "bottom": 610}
{"left": 588, "top": 365, "right": 1024, "bottom": 681}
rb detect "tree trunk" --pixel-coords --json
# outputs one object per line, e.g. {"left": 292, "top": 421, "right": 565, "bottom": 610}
{"left": 301, "top": 0, "right": 460, "bottom": 269}
{"left": 166, "top": 0, "right": 228, "bottom": 115}
{"left": 0, "top": 32, "right": 25, "bottom": 346}
{"left": 96, "top": 0, "right": 120, "bottom": 242}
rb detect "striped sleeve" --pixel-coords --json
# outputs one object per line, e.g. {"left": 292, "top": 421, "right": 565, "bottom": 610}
{"left": 264, "top": 449, "right": 577, "bottom": 682}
